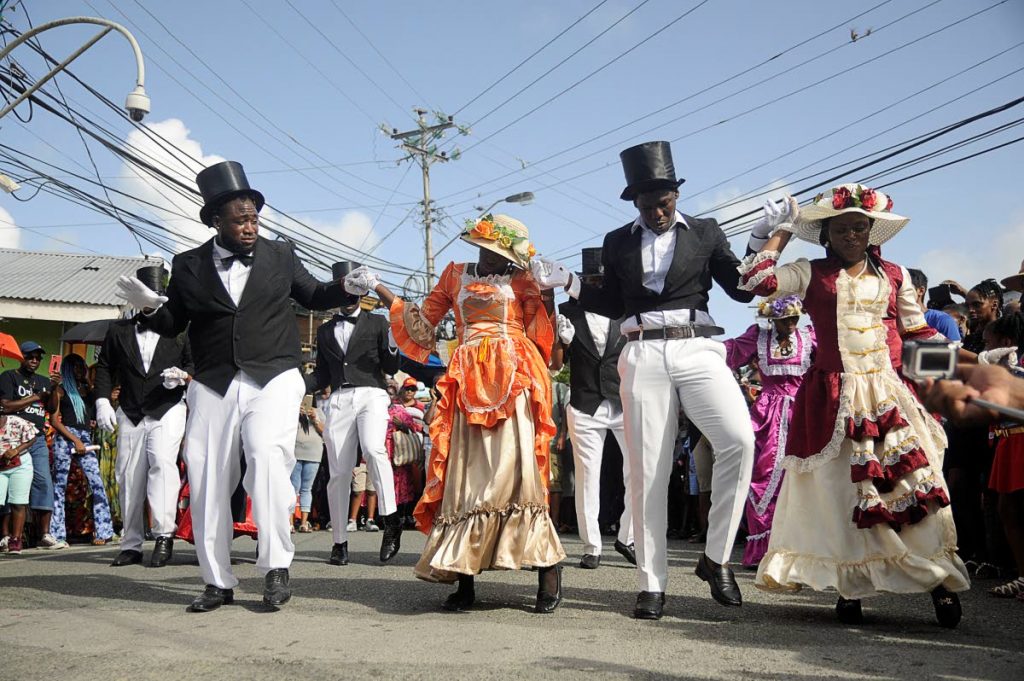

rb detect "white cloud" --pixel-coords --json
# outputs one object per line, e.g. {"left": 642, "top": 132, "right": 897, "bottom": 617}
{"left": 916, "top": 213, "right": 1024, "bottom": 291}
{"left": 117, "top": 118, "right": 223, "bottom": 253}
{"left": 0, "top": 205, "right": 21, "bottom": 249}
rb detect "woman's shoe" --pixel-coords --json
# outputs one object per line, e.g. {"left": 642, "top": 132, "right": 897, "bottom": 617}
{"left": 989, "top": 576, "right": 1024, "bottom": 598}
{"left": 931, "top": 586, "right": 962, "bottom": 629}
{"left": 535, "top": 564, "right": 563, "bottom": 614}
{"left": 298, "top": 522, "right": 312, "bottom": 533}
{"left": 442, "top": 575, "right": 475, "bottom": 612}
{"left": 835, "top": 597, "right": 863, "bottom": 625}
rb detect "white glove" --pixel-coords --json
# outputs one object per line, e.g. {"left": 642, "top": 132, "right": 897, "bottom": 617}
{"left": 115, "top": 275, "right": 168, "bottom": 311}
{"left": 556, "top": 314, "right": 575, "bottom": 345}
{"left": 95, "top": 398, "right": 117, "bottom": 433}
{"left": 530, "top": 257, "right": 571, "bottom": 290}
{"left": 343, "top": 266, "right": 381, "bottom": 296}
{"left": 161, "top": 366, "right": 189, "bottom": 389}
{"left": 978, "top": 346, "right": 1018, "bottom": 367}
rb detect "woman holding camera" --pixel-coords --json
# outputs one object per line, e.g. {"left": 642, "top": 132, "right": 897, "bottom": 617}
{"left": 739, "top": 184, "right": 969, "bottom": 628}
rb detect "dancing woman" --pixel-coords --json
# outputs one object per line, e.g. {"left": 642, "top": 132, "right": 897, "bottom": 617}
{"left": 739, "top": 185, "right": 969, "bottom": 627}
{"left": 724, "top": 296, "right": 815, "bottom": 568}
{"left": 344, "top": 214, "right": 566, "bottom": 613}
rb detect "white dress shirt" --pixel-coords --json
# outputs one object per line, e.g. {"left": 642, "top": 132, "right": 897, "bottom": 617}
{"left": 333, "top": 306, "right": 361, "bottom": 354}
{"left": 211, "top": 240, "right": 253, "bottom": 307}
{"left": 584, "top": 311, "right": 609, "bottom": 356}
{"left": 135, "top": 324, "right": 160, "bottom": 374}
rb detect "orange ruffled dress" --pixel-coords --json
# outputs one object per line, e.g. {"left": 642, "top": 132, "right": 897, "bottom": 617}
{"left": 390, "top": 262, "right": 565, "bottom": 582}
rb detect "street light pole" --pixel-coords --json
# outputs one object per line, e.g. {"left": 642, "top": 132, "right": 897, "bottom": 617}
{"left": 0, "top": 16, "right": 150, "bottom": 121}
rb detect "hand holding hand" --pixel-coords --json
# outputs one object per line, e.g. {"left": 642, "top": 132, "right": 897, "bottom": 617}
{"left": 530, "top": 257, "right": 571, "bottom": 290}
{"left": 160, "top": 367, "right": 189, "bottom": 389}
{"left": 556, "top": 314, "right": 575, "bottom": 345}
{"left": 95, "top": 398, "right": 117, "bottom": 432}
{"left": 116, "top": 276, "right": 168, "bottom": 311}
{"left": 344, "top": 266, "right": 381, "bottom": 296}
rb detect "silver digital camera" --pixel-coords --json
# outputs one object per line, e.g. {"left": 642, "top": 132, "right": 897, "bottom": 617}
{"left": 902, "top": 340, "right": 957, "bottom": 381}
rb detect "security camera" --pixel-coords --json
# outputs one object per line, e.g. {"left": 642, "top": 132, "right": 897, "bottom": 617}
{"left": 124, "top": 87, "right": 150, "bottom": 122}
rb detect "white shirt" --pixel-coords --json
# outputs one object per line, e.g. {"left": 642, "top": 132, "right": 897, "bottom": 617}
{"left": 134, "top": 324, "right": 160, "bottom": 374}
{"left": 211, "top": 240, "right": 253, "bottom": 307}
{"left": 584, "top": 311, "right": 609, "bottom": 356}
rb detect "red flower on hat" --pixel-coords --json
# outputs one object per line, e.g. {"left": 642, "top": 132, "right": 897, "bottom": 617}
{"left": 885, "top": 196, "right": 894, "bottom": 212}
{"left": 832, "top": 186, "right": 852, "bottom": 210}
{"left": 860, "top": 188, "right": 878, "bottom": 211}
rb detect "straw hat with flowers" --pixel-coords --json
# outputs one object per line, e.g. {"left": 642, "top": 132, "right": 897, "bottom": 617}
{"left": 792, "top": 183, "right": 909, "bottom": 246}
{"left": 460, "top": 214, "right": 536, "bottom": 269}
{"left": 756, "top": 294, "right": 804, "bottom": 320}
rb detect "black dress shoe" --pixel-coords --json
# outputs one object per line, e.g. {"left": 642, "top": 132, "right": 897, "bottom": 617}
{"left": 110, "top": 549, "right": 143, "bottom": 567}
{"left": 931, "top": 586, "right": 962, "bottom": 629}
{"left": 263, "top": 568, "right": 291, "bottom": 606}
{"left": 534, "top": 564, "right": 563, "bottom": 614}
{"left": 633, "top": 591, "right": 666, "bottom": 620}
{"left": 443, "top": 575, "right": 475, "bottom": 612}
{"left": 614, "top": 540, "right": 637, "bottom": 566}
{"left": 836, "top": 597, "right": 863, "bottom": 624}
{"left": 329, "top": 542, "right": 349, "bottom": 566}
{"left": 149, "top": 536, "right": 173, "bottom": 568}
{"left": 695, "top": 553, "right": 742, "bottom": 607}
{"left": 189, "top": 585, "right": 234, "bottom": 612}
{"left": 578, "top": 554, "right": 600, "bottom": 569}
{"left": 380, "top": 512, "right": 403, "bottom": 563}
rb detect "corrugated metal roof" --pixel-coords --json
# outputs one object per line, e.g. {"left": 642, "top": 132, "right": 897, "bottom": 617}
{"left": 0, "top": 248, "right": 163, "bottom": 306}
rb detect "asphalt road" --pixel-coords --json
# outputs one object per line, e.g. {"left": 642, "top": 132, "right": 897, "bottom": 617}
{"left": 1, "top": 529, "right": 1020, "bottom": 680}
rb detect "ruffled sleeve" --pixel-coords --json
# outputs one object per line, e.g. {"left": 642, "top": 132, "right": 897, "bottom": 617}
{"left": 737, "top": 251, "right": 812, "bottom": 298}
{"left": 515, "top": 272, "right": 554, "bottom": 365}
{"left": 896, "top": 266, "right": 944, "bottom": 342}
{"left": 724, "top": 324, "right": 760, "bottom": 371}
{"left": 389, "top": 262, "right": 459, "bottom": 364}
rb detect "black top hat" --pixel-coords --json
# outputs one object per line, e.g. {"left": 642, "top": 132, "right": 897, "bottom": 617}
{"left": 197, "top": 161, "right": 265, "bottom": 227}
{"left": 619, "top": 141, "right": 685, "bottom": 201}
{"left": 578, "top": 248, "right": 604, "bottom": 277}
{"left": 136, "top": 265, "right": 166, "bottom": 294}
{"left": 332, "top": 261, "right": 362, "bottom": 304}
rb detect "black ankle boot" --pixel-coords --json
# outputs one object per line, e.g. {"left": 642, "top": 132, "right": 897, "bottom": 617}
{"left": 380, "top": 512, "right": 403, "bottom": 562}
{"left": 836, "top": 596, "right": 863, "bottom": 624}
{"left": 535, "top": 564, "right": 563, "bottom": 614}
{"left": 443, "top": 575, "right": 475, "bottom": 612}
{"left": 931, "top": 586, "right": 962, "bottom": 629}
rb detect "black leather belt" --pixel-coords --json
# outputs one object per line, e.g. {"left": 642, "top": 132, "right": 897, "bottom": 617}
{"left": 624, "top": 325, "right": 725, "bottom": 342}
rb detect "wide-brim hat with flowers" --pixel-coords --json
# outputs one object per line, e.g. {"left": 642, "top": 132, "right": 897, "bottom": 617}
{"left": 460, "top": 213, "right": 536, "bottom": 269}
{"left": 756, "top": 294, "right": 804, "bottom": 320}
{"left": 794, "top": 183, "right": 909, "bottom": 246}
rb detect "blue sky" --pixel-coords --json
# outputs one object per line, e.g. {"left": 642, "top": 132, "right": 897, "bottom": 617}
{"left": 2, "top": 0, "right": 1023, "bottom": 336}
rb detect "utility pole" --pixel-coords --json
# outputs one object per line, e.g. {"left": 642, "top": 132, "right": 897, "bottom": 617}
{"left": 387, "top": 109, "right": 462, "bottom": 288}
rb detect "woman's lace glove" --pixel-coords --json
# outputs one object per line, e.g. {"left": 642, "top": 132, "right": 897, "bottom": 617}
{"left": 556, "top": 314, "right": 575, "bottom": 345}
{"left": 978, "top": 346, "right": 1018, "bottom": 367}
{"left": 747, "top": 195, "right": 800, "bottom": 251}
{"left": 344, "top": 266, "right": 381, "bottom": 296}
{"left": 530, "top": 257, "right": 571, "bottom": 290}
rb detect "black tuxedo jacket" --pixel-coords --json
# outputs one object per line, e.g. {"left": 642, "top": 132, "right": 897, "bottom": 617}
{"left": 147, "top": 237, "right": 348, "bottom": 396}
{"left": 94, "top": 320, "right": 194, "bottom": 425}
{"left": 306, "top": 311, "right": 400, "bottom": 393}
{"left": 559, "top": 300, "right": 624, "bottom": 416}
{"left": 577, "top": 214, "right": 753, "bottom": 320}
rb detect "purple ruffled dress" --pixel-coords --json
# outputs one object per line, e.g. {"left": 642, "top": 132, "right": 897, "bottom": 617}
{"left": 725, "top": 324, "right": 815, "bottom": 566}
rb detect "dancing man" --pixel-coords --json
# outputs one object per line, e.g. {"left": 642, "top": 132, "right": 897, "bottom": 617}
{"left": 116, "top": 161, "right": 349, "bottom": 612}
{"left": 96, "top": 265, "right": 193, "bottom": 568}
{"left": 556, "top": 248, "right": 635, "bottom": 570}
{"left": 533, "top": 141, "right": 773, "bottom": 619}
{"left": 307, "top": 261, "right": 402, "bottom": 568}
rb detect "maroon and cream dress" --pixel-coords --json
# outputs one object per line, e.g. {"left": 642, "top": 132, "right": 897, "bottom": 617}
{"left": 739, "top": 249, "right": 969, "bottom": 598}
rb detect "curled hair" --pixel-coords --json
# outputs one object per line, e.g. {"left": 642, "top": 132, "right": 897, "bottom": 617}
{"left": 987, "top": 311, "right": 1024, "bottom": 349}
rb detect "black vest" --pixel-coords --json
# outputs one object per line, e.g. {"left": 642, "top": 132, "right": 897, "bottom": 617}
{"left": 559, "top": 300, "right": 624, "bottom": 416}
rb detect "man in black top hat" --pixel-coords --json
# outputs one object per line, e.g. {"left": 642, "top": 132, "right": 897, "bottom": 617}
{"left": 533, "top": 141, "right": 762, "bottom": 619}
{"left": 556, "top": 248, "right": 634, "bottom": 570}
{"left": 116, "top": 161, "right": 349, "bottom": 612}
{"left": 96, "top": 265, "right": 193, "bottom": 569}
{"left": 306, "top": 261, "right": 402, "bottom": 568}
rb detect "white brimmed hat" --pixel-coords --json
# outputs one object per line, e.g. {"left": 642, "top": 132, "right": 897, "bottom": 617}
{"left": 794, "top": 183, "right": 909, "bottom": 246}
{"left": 460, "top": 214, "right": 535, "bottom": 269}
{"left": 1001, "top": 260, "right": 1024, "bottom": 293}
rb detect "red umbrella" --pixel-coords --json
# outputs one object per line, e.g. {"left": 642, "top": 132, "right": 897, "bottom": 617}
{"left": 0, "top": 332, "right": 23, "bottom": 365}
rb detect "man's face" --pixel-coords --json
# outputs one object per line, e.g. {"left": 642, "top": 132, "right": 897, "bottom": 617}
{"left": 339, "top": 301, "right": 359, "bottom": 315}
{"left": 21, "top": 351, "right": 42, "bottom": 373}
{"left": 634, "top": 190, "right": 678, "bottom": 234}
{"left": 215, "top": 197, "right": 259, "bottom": 253}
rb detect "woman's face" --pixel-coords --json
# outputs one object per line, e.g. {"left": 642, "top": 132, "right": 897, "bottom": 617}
{"left": 772, "top": 317, "right": 799, "bottom": 337}
{"left": 966, "top": 290, "right": 999, "bottom": 326}
{"left": 478, "top": 247, "right": 512, "bottom": 275}
{"left": 826, "top": 213, "right": 871, "bottom": 264}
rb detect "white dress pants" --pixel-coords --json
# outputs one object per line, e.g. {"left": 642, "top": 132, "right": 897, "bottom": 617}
{"left": 323, "top": 386, "right": 396, "bottom": 545}
{"left": 567, "top": 400, "right": 634, "bottom": 556}
{"left": 115, "top": 402, "right": 186, "bottom": 552}
{"left": 184, "top": 369, "right": 304, "bottom": 589}
{"left": 618, "top": 337, "right": 754, "bottom": 593}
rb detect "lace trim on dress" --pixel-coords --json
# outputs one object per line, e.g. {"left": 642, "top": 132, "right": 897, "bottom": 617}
{"left": 457, "top": 269, "right": 515, "bottom": 306}
{"left": 402, "top": 304, "right": 437, "bottom": 350}
{"left": 433, "top": 501, "right": 550, "bottom": 528}
{"left": 737, "top": 250, "right": 781, "bottom": 292}
{"left": 849, "top": 435, "right": 922, "bottom": 468}
{"left": 751, "top": 394, "right": 793, "bottom": 516}
{"left": 782, "top": 377, "right": 853, "bottom": 473}
{"left": 758, "top": 326, "right": 813, "bottom": 377}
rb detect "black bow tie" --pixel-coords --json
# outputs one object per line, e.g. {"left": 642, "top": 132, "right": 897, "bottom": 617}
{"left": 221, "top": 252, "right": 254, "bottom": 267}
{"left": 334, "top": 314, "right": 358, "bottom": 324}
